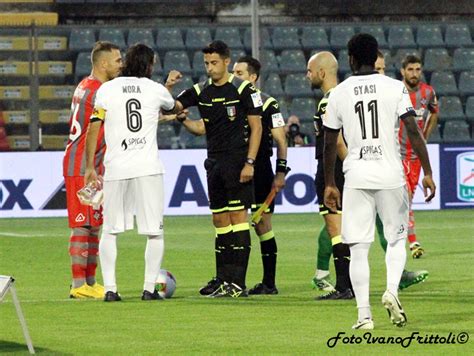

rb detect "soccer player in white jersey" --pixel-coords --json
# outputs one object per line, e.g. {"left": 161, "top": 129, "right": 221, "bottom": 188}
{"left": 84, "top": 44, "right": 176, "bottom": 302}
{"left": 323, "top": 34, "right": 436, "bottom": 329}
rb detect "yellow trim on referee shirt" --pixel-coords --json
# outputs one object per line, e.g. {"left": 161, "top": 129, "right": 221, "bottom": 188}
{"left": 193, "top": 83, "right": 201, "bottom": 95}
{"left": 215, "top": 225, "right": 233, "bottom": 235}
{"left": 233, "top": 222, "right": 250, "bottom": 232}
{"left": 263, "top": 97, "right": 276, "bottom": 111}
{"left": 237, "top": 80, "right": 250, "bottom": 95}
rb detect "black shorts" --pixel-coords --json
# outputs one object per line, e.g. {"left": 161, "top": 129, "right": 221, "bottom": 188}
{"left": 251, "top": 157, "right": 275, "bottom": 214}
{"left": 205, "top": 154, "right": 254, "bottom": 213}
{"left": 315, "top": 158, "right": 344, "bottom": 215}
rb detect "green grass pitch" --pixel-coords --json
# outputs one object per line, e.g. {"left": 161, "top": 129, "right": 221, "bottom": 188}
{"left": 0, "top": 210, "right": 473, "bottom": 354}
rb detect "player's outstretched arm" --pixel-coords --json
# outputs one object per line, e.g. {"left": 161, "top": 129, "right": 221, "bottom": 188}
{"left": 403, "top": 116, "right": 436, "bottom": 202}
{"left": 271, "top": 126, "right": 288, "bottom": 192}
{"left": 84, "top": 120, "right": 101, "bottom": 186}
{"left": 165, "top": 70, "right": 183, "bottom": 91}
{"left": 323, "top": 128, "right": 341, "bottom": 212}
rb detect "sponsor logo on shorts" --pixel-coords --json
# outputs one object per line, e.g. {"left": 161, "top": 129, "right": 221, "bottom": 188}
{"left": 75, "top": 213, "right": 85, "bottom": 222}
{"left": 397, "top": 225, "right": 405, "bottom": 234}
{"left": 457, "top": 152, "right": 474, "bottom": 202}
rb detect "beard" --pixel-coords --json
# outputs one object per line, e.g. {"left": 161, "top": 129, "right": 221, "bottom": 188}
{"left": 310, "top": 79, "right": 322, "bottom": 90}
{"left": 405, "top": 77, "right": 420, "bottom": 89}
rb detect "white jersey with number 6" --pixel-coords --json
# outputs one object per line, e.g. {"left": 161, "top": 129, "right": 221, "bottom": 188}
{"left": 93, "top": 77, "right": 175, "bottom": 181}
{"left": 324, "top": 73, "right": 416, "bottom": 189}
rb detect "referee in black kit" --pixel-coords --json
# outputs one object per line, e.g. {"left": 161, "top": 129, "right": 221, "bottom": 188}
{"left": 164, "top": 40, "right": 263, "bottom": 298}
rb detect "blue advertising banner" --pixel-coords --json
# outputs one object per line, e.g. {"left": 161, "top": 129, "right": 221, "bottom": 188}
{"left": 440, "top": 145, "right": 474, "bottom": 209}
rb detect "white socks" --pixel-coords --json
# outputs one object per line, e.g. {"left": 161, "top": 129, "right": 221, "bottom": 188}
{"left": 386, "top": 238, "right": 407, "bottom": 298}
{"left": 349, "top": 243, "right": 372, "bottom": 321}
{"left": 99, "top": 232, "right": 118, "bottom": 293}
{"left": 144, "top": 235, "right": 164, "bottom": 293}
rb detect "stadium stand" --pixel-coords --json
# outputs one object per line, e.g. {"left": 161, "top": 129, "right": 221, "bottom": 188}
{"left": 443, "top": 120, "right": 471, "bottom": 142}
{"left": 163, "top": 50, "right": 192, "bottom": 74}
{"left": 262, "top": 73, "right": 284, "bottom": 97}
{"left": 156, "top": 28, "right": 185, "bottom": 51}
{"left": 300, "top": 26, "right": 330, "bottom": 51}
{"left": 243, "top": 27, "right": 272, "bottom": 50}
{"left": 69, "top": 28, "right": 95, "bottom": 51}
{"left": 271, "top": 26, "right": 301, "bottom": 51}
{"left": 330, "top": 25, "right": 354, "bottom": 50}
{"left": 289, "top": 97, "right": 314, "bottom": 121}
{"left": 359, "top": 25, "right": 388, "bottom": 48}
{"left": 438, "top": 96, "right": 465, "bottom": 122}
{"left": 445, "top": 24, "right": 472, "bottom": 48}
{"left": 416, "top": 24, "right": 444, "bottom": 48}
{"left": 430, "top": 71, "right": 459, "bottom": 96}
{"left": 214, "top": 27, "right": 243, "bottom": 49}
{"left": 185, "top": 27, "right": 212, "bottom": 51}
{"left": 452, "top": 48, "right": 474, "bottom": 72}
{"left": 98, "top": 28, "right": 126, "bottom": 49}
{"left": 423, "top": 48, "right": 452, "bottom": 73}
{"left": 284, "top": 73, "right": 313, "bottom": 97}
{"left": 127, "top": 28, "right": 154, "bottom": 47}
{"left": 279, "top": 50, "right": 306, "bottom": 73}
{"left": 458, "top": 71, "right": 474, "bottom": 96}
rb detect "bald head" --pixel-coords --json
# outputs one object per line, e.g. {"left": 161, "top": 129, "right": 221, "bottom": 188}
{"left": 307, "top": 51, "right": 338, "bottom": 91}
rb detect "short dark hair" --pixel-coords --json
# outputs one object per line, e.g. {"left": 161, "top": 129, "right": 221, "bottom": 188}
{"left": 402, "top": 55, "right": 422, "bottom": 69}
{"left": 91, "top": 41, "right": 120, "bottom": 64}
{"left": 202, "top": 40, "right": 230, "bottom": 59}
{"left": 376, "top": 50, "right": 384, "bottom": 59}
{"left": 347, "top": 33, "right": 378, "bottom": 68}
{"left": 236, "top": 55, "right": 261, "bottom": 80}
{"left": 121, "top": 43, "right": 154, "bottom": 78}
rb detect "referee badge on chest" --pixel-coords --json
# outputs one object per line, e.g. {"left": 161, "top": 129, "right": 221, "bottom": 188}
{"left": 227, "top": 105, "right": 237, "bottom": 121}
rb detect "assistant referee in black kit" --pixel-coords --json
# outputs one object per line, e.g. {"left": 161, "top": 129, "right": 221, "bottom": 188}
{"left": 165, "top": 40, "right": 263, "bottom": 298}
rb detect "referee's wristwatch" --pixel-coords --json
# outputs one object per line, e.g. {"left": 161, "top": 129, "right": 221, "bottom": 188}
{"left": 245, "top": 157, "right": 255, "bottom": 166}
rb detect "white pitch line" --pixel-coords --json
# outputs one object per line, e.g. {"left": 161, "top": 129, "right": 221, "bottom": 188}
{"left": 0, "top": 232, "right": 49, "bottom": 238}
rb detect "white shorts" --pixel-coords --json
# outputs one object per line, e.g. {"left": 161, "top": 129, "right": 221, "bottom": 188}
{"left": 102, "top": 174, "right": 164, "bottom": 236}
{"left": 342, "top": 186, "right": 409, "bottom": 244}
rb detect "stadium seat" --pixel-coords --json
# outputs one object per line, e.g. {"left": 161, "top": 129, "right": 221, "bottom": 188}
{"left": 40, "top": 110, "right": 70, "bottom": 124}
{"left": 152, "top": 53, "right": 163, "bottom": 75}
{"left": 169, "top": 76, "right": 193, "bottom": 98}
{"left": 279, "top": 50, "right": 306, "bottom": 73}
{"left": 289, "top": 97, "right": 314, "bottom": 121}
{"left": 284, "top": 73, "right": 313, "bottom": 97}
{"left": 300, "top": 26, "right": 330, "bottom": 51}
{"left": 259, "top": 50, "right": 279, "bottom": 72}
{"left": 42, "top": 135, "right": 67, "bottom": 150}
{"left": 163, "top": 50, "right": 192, "bottom": 74}
{"left": 337, "top": 50, "right": 351, "bottom": 73}
{"left": 443, "top": 120, "right": 471, "bottom": 142}
{"left": 423, "top": 48, "right": 452, "bottom": 72}
{"left": 0, "top": 61, "right": 29, "bottom": 76}
{"left": 430, "top": 71, "right": 458, "bottom": 96}
{"left": 98, "top": 28, "right": 126, "bottom": 49}
{"left": 272, "top": 26, "right": 301, "bottom": 51}
{"left": 69, "top": 28, "right": 96, "bottom": 51}
{"left": 465, "top": 96, "right": 474, "bottom": 122}
{"left": 262, "top": 73, "right": 284, "bottom": 97}
{"left": 427, "top": 124, "right": 442, "bottom": 143}
{"left": 39, "top": 61, "right": 73, "bottom": 75}
{"left": 445, "top": 24, "right": 472, "bottom": 48}
{"left": 127, "top": 28, "right": 154, "bottom": 47}
{"left": 192, "top": 51, "right": 206, "bottom": 76}
{"left": 0, "top": 86, "right": 29, "bottom": 100}
{"left": 157, "top": 124, "right": 176, "bottom": 149}
{"left": 185, "top": 27, "right": 212, "bottom": 50}
{"left": 0, "top": 12, "right": 58, "bottom": 27}
{"left": 7, "top": 135, "right": 30, "bottom": 150}
{"left": 388, "top": 25, "right": 416, "bottom": 49}
{"left": 378, "top": 49, "right": 395, "bottom": 71}
{"left": 452, "top": 48, "right": 474, "bottom": 72}
{"left": 39, "top": 85, "right": 75, "bottom": 99}
{"left": 179, "top": 126, "right": 206, "bottom": 149}
{"left": 156, "top": 28, "right": 185, "bottom": 50}
{"left": 75, "top": 52, "right": 91, "bottom": 79}
{"left": 330, "top": 26, "right": 355, "bottom": 50}
{"left": 230, "top": 49, "right": 246, "bottom": 67}
{"left": 458, "top": 71, "right": 474, "bottom": 96}
{"left": 392, "top": 48, "right": 422, "bottom": 69}
{"left": 214, "top": 27, "right": 243, "bottom": 49}
{"left": 438, "top": 96, "right": 465, "bottom": 121}
{"left": 416, "top": 24, "right": 444, "bottom": 48}
{"left": 359, "top": 25, "right": 388, "bottom": 48}
{"left": 276, "top": 97, "right": 290, "bottom": 118}
{"left": 243, "top": 27, "right": 272, "bottom": 51}
{"left": 2, "top": 111, "right": 30, "bottom": 124}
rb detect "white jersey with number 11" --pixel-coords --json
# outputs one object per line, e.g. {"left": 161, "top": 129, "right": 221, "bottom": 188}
{"left": 324, "top": 73, "right": 416, "bottom": 189}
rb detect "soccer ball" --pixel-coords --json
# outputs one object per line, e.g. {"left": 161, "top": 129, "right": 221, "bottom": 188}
{"left": 156, "top": 269, "right": 176, "bottom": 298}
